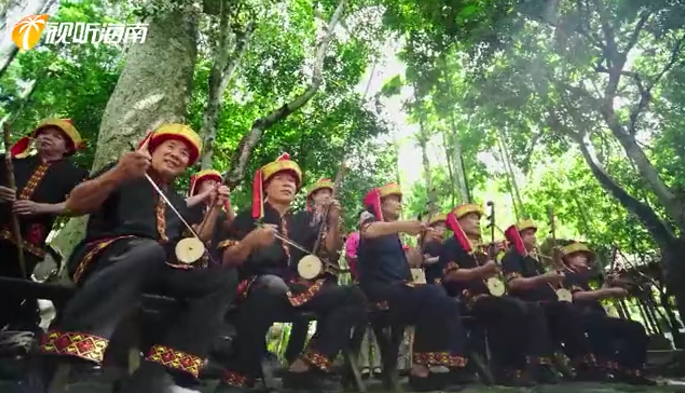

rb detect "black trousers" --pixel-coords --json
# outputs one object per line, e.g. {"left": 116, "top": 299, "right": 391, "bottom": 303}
{"left": 0, "top": 240, "right": 42, "bottom": 330}
{"left": 362, "top": 282, "right": 467, "bottom": 368}
{"left": 39, "top": 237, "right": 236, "bottom": 379}
{"left": 222, "top": 276, "right": 367, "bottom": 386}
{"left": 538, "top": 301, "right": 595, "bottom": 365}
{"left": 466, "top": 295, "right": 553, "bottom": 369}
{"left": 582, "top": 311, "right": 648, "bottom": 371}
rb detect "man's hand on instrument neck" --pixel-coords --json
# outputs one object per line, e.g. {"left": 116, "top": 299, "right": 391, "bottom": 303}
{"left": 480, "top": 260, "right": 499, "bottom": 278}
{"left": 210, "top": 185, "right": 230, "bottom": 210}
{"left": 13, "top": 200, "right": 64, "bottom": 216}
{"left": 246, "top": 224, "right": 277, "bottom": 250}
{"left": 0, "top": 185, "right": 16, "bottom": 203}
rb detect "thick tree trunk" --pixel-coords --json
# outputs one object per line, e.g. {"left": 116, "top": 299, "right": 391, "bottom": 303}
{"left": 50, "top": 8, "right": 200, "bottom": 262}
{"left": 575, "top": 135, "right": 685, "bottom": 338}
{"left": 0, "top": 0, "right": 60, "bottom": 78}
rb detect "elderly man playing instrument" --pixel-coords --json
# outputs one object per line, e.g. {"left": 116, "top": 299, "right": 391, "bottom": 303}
{"left": 37, "top": 124, "right": 237, "bottom": 393}
{"left": 0, "top": 119, "right": 88, "bottom": 331}
{"left": 356, "top": 183, "right": 469, "bottom": 392}
{"left": 557, "top": 241, "right": 655, "bottom": 386}
{"left": 215, "top": 154, "right": 366, "bottom": 393}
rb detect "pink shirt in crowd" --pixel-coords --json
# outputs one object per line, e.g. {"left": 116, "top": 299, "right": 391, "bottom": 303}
{"left": 345, "top": 231, "right": 360, "bottom": 279}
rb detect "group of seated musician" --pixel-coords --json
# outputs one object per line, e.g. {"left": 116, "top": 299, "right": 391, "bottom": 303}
{"left": 0, "top": 120, "right": 657, "bottom": 392}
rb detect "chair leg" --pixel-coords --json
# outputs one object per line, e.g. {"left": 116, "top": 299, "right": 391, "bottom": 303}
{"left": 341, "top": 324, "right": 367, "bottom": 392}
{"left": 374, "top": 325, "right": 402, "bottom": 392}
{"left": 468, "top": 351, "right": 494, "bottom": 385}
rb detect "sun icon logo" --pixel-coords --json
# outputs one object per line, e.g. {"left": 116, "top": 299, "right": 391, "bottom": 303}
{"left": 12, "top": 14, "right": 50, "bottom": 50}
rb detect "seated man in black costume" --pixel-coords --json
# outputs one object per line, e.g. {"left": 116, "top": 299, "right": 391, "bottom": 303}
{"left": 0, "top": 118, "right": 88, "bottom": 331}
{"left": 357, "top": 182, "right": 468, "bottom": 392}
{"left": 559, "top": 241, "right": 655, "bottom": 385}
{"left": 214, "top": 154, "right": 366, "bottom": 393}
{"left": 440, "top": 205, "right": 558, "bottom": 386}
{"left": 38, "top": 124, "right": 237, "bottom": 393}
{"left": 502, "top": 220, "right": 605, "bottom": 382}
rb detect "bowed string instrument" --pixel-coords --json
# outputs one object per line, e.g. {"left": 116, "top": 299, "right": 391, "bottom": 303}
{"left": 482, "top": 201, "right": 506, "bottom": 296}
{"left": 547, "top": 206, "right": 573, "bottom": 302}
{"left": 128, "top": 140, "right": 212, "bottom": 266}
{"left": 2, "top": 122, "right": 27, "bottom": 278}
{"left": 297, "top": 162, "right": 350, "bottom": 281}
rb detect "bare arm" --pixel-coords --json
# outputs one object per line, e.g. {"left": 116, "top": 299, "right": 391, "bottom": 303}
{"left": 573, "top": 288, "right": 614, "bottom": 302}
{"left": 221, "top": 240, "right": 253, "bottom": 267}
{"left": 186, "top": 193, "right": 208, "bottom": 208}
{"left": 324, "top": 220, "right": 342, "bottom": 254}
{"left": 65, "top": 168, "right": 124, "bottom": 216}
{"left": 38, "top": 202, "right": 69, "bottom": 215}
{"left": 508, "top": 275, "right": 553, "bottom": 291}
{"left": 445, "top": 265, "right": 492, "bottom": 282}
{"left": 363, "top": 220, "right": 414, "bottom": 238}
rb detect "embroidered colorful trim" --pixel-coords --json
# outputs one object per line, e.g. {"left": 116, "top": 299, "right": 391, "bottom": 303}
{"left": 145, "top": 344, "right": 204, "bottom": 378}
{"left": 155, "top": 194, "right": 168, "bottom": 243}
{"left": 217, "top": 239, "right": 240, "bottom": 249}
{"left": 236, "top": 277, "right": 256, "bottom": 300}
{"left": 286, "top": 278, "right": 325, "bottom": 307}
{"left": 301, "top": 349, "right": 332, "bottom": 371}
{"left": 18, "top": 163, "right": 49, "bottom": 200}
{"left": 222, "top": 370, "right": 252, "bottom": 387}
{"left": 72, "top": 236, "right": 134, "bottom": 283}
{"left": 39, "top": 330, "right": 108, "bottom": 363}
{"left": 0, "top": 228, "right": 45, "bottom": 257}
{"left": 413, "top": 352, "right": 467, "bottom": 367}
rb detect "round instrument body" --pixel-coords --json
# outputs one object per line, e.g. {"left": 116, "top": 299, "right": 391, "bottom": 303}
{"left": 298, "top": 255, "right": 324, "bottom": 280}
{"left": 556, "top": 288, "right": 573, "bottom": 303}
{"left": 487, "top": 277, "right": 506, "bottom": 297}
{"left": 411, "top": 268, "right": 426, "bottom": 285}
{"left": 175, "top": 237, "right": 206, "bottom": 264}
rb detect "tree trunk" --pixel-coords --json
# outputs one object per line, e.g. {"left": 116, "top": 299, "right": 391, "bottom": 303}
{"left": 50, "top": 7, "right": 200, "bottom": 262}
{"left": 199, "top": 7, "right": 254, "bottom": 169}
{"left": 0, "top": 0, "right": 60, "bottom": 79}
{"left": 498, "top": 127, "right": 525, "bottom": 216}
{"left": 574, "top": 134, "right": 685, "bottom": 336}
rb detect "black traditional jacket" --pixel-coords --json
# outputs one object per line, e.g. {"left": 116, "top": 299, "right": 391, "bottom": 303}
{"left": 0, "top": 154, "right": 87, "bottom": 258}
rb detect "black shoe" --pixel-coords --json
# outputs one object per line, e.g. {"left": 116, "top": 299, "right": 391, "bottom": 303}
{"left": 371, "top": 367, "right": 382, "bottom": 379}
{"left": 360, "top": 367, "right": 370, "bottom": 380}
{"left": 282, "top": 370, "right": 341, "bottom": 392}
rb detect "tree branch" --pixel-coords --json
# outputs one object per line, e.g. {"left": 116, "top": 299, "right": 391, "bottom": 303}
{"left": 547, "top": 111, "right": 676, "bottom": 248}
{"left": 225, "top": 0, "right": 348, "bottom": 187}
